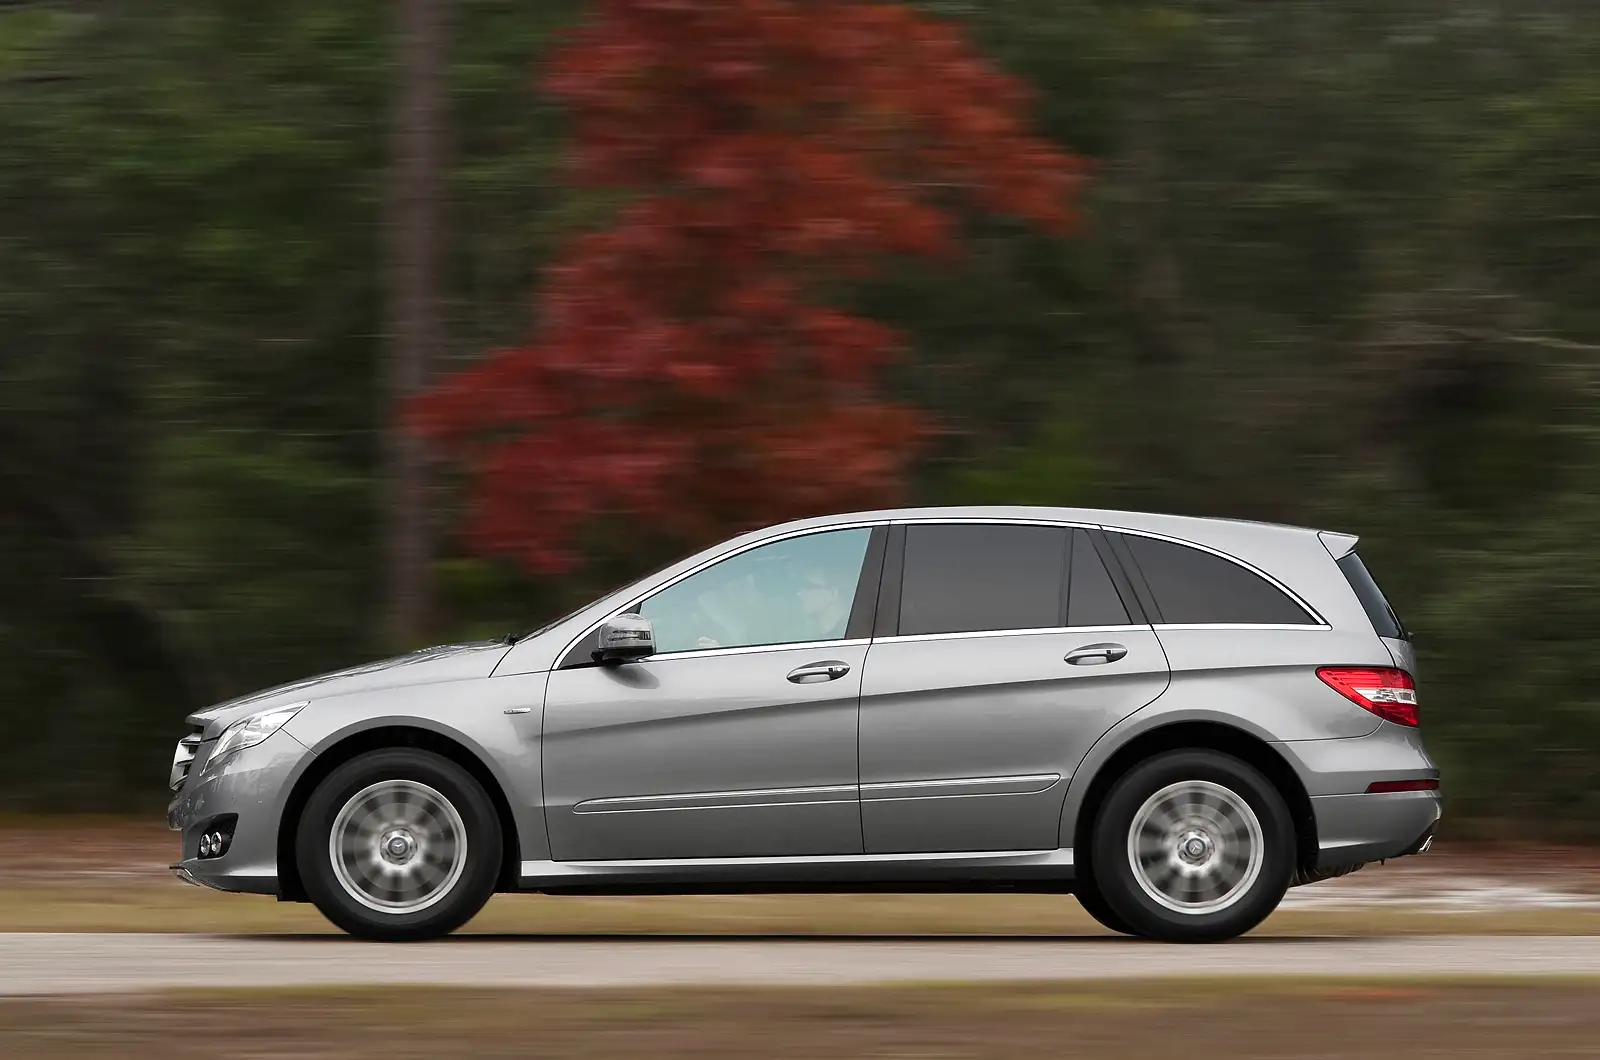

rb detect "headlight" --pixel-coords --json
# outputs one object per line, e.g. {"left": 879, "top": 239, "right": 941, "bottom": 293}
{"left": 205, "top": 702, "right": 307, "bottom": 772}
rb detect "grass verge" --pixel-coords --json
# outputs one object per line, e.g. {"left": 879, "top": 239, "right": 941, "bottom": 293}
{"left": 4, "top": 880, "right": 1600, "bottom": 935}
{"left": 4, "top": 980, "right": 1600, "bottom": 1058}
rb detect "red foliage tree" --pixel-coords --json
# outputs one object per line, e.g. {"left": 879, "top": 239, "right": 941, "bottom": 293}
{"left": 414, "top": 0, "right": 1084, "bottom": 574}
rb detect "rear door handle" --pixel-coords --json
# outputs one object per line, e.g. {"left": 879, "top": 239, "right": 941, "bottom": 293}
{"left": 787, "top": 660, "right": 851, "bottom": 683}
{"left": 1065, "top": 643, "right": 1128, "bottom": 666}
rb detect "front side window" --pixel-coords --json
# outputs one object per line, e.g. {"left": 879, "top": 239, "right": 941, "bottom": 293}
{"left": 899, "top": 524, "right": 1068, "bottom": 636}
{"left": 640, "top": 528, "right": 872, "bottom": 653}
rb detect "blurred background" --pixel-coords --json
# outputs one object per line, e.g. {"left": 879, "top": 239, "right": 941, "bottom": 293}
{"left": 2, "top": 0, "right": 1597, "bottom": 843}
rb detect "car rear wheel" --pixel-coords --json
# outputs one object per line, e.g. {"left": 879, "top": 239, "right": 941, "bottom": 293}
{"left": 1091, "top": 749, "right": 1293, "bottom": 943}
{"left": 296, "top": 748, "right": 502, "bottom": 941}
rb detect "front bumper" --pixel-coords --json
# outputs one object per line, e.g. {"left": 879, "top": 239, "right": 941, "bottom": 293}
{"left": 166, "top": 730, "right": 312, "bottom": 895}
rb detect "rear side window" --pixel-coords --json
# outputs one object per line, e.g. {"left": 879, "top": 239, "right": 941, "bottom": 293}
{"left": 899, "top": 524, "right": 1066, "bottom": 635}
{"left": 1067, "top": 529, "right": 1130, "bottom": 627}
{"left": 1337, "top": 552, "right": 1408, "bottom": 640}
{"left": 1116, "top": 533, "right": 1315, "bottom": 625}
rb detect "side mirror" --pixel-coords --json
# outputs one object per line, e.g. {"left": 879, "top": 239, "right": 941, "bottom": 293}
{"left": 593, "top": 614, "right": 655, "bottom": 665}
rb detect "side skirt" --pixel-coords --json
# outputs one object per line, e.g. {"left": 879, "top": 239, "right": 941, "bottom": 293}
{"left": 519, "top": 847, "right": 1076, "bottom": 895}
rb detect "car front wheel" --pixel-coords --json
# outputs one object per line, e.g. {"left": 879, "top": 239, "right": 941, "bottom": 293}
{"left": 296, "top": 748, "right": 502, "bottom": 941}
{"left": 1091, "top": 749, "right": 1293, "bottom": 943}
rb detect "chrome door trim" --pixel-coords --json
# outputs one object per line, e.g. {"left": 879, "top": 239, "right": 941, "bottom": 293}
{"left": 860, "top": 773, "right": 1061, "bottom": 802}
{"left": 521, "top": 846, "right": 1075, "bottom": 883}
{"left": 574, "top": 783, "right": 858, "bottom": 815}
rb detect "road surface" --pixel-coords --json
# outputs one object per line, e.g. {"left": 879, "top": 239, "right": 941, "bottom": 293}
{"left": 0, "top": 933, "right": 1596, "bottom": 994}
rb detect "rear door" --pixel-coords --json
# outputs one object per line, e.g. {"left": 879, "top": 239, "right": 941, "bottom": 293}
{"left": 858, "top": 523, "right": 1169, "bottom": 854}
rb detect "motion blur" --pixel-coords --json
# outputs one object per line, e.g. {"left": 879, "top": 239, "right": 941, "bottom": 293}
{"left": 2, "top": 0, "right": 1596, "bottom": 844}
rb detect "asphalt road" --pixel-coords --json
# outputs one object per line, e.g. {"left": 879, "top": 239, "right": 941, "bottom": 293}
{"left": 0, "top": 933, "right": 1596, "bottom": 994}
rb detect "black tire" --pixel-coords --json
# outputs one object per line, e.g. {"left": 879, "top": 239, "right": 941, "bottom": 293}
{"left": 1091, "top": 750, "right": 1293, "bottom": 943}
{"left": 1073, "top": 865, "right": 1143, "bottom": 937}
{"left": 296, "top": 748, "right": 502, "bottom": 941}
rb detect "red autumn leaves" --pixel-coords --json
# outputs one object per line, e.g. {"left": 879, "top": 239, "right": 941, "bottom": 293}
{"left": 413, "top": 0, "right": 1084, "bottom": 574}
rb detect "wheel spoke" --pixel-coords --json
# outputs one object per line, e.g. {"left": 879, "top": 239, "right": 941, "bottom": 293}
{"left": 328, "top": 778, "right": 468, "bottom": 915}
{"left": 1126, "top": 779, "right": 1264, "bottom": 917}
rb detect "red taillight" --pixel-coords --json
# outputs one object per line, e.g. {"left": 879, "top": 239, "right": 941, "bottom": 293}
{"left": 1316, "top": 666, "right": 1419, "bottom": 727}
{"left": 1366, "top": 779, "right": 1439, "bottom": 794}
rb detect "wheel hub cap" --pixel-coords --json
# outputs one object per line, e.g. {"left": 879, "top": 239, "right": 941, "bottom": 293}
{"left": 380, "top": 829, "right": 418, "bottom": 865}
{"left": 328, "top": 779, "right": 468, "bottom": 915}
{"left": 1127, "top": 779, "right": 1265, "bottom": 915}
{"left": 1179, "top": 831, "right": 1212, "bottom": 864}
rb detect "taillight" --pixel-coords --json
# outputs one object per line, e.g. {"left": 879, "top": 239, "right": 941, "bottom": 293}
{"left": 1316, "top": 666, "right": 1419, "bottom": 727}
{"left": 1366, "top": 779, "right": 1439, "bottom": 794}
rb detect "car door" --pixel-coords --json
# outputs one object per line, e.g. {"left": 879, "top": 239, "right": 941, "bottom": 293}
{"left": 858, "top": 523, "right": 1170, "bottom": 854}
{"left": 542, "top": 525, "right": 885, "bottom": 862}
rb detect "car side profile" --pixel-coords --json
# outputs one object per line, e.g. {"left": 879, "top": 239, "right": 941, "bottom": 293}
{"left": 168, "top": 506, "right": 1440, "bottom": 942}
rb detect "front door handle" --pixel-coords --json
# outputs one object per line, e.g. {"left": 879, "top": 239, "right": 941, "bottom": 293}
{"left": 787, "top": 660, "right": 851, "bottom": 683}
{"left": 1065, "top": 643, "right": 1128, "bottom": 666}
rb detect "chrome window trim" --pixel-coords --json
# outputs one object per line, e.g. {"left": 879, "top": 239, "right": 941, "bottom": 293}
{"left": 555, "top": 520, "right": 889, "bottom": 666}
{"left": 643, "top": 638, "right": 869, "bottom": 663}
{"left": 1152, "top": 622, "right": 1333, "bottom": 632}
{"left": 1103, "top": 524, "right": 1329, "bottom": 627}
{"left": 873, "top": 624, "right": 1149, "bottom": 645}
{"left": 557, "top": 515, "right": 1327, "bottom": 665}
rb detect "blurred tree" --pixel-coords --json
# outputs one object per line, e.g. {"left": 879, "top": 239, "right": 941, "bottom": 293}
{"left": 414, "top": 0, "right": 1085, "bottom": 574}
{"left": 386, "top": 0, "right": 448, "bottom": 649}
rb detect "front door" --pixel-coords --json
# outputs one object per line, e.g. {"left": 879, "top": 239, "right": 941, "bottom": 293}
{"left": 543, "top": 525, "right": 882, "bottom": 861}
{"left": 859, "top": 523, "right": 1170, "bottom": 854}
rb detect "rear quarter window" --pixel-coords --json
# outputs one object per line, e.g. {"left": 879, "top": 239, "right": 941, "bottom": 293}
{"left": 1115, "top": 533, "right": 1317, "bottom": 626}
{"left": 1336, "top": 552, "right": 1408, "bottom": 640}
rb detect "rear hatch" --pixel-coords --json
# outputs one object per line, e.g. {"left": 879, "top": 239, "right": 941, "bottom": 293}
{"left": 1333, "top": 549, "right": 1415, "bottom": 672}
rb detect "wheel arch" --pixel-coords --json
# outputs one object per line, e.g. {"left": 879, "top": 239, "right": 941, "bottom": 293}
{"left": 276, "top": 724, "right": 522, "bottom": 902}
{"left": 1069, "top": 720, "right": 1318, "bottom": 877}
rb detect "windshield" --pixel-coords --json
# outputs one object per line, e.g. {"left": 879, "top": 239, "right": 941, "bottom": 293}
{"left": 507, "top": 547, "right": 703, "bottom": 644}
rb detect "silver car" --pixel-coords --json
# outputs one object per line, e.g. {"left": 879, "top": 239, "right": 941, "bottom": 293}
{"left": 168, "top": 507, "right": 1440, "bottom": 942}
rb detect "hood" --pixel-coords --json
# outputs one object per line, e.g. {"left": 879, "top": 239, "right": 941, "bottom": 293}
{"left": 186, "top": 641, "right": 512, "bottom": 737}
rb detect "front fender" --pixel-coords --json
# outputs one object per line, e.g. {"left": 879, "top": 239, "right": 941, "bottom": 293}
{"left": 281, "top": 670, "right": 551, "bottom": 862}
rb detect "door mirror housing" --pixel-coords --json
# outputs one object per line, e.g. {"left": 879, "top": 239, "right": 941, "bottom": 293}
{"left": 594, "top": 614, "right": 655, "bottom": 665}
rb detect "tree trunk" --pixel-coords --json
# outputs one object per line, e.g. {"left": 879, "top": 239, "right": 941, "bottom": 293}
{"left": 386, "top": 0, "right": 447, "bottom": 648}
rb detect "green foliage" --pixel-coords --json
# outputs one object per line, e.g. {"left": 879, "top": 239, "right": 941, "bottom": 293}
{"left": 5, "top": 0, "right": 1600, "bottom": 831}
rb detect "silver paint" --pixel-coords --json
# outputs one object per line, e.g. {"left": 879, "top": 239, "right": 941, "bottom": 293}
{"left": 163, "top": 505, "right": 1440, "bottom": 923}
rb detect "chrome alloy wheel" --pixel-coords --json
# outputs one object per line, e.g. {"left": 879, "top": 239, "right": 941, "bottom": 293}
{"left": 1126, "top": 779, "right": 1264, "bottom": 915}
{"left": 329, "top": 779, "right": 468, "bottom": 914}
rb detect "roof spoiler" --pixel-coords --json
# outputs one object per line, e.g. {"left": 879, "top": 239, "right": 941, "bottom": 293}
{"left": 1318, "top": 531, "right": 1359, "bottom": 559}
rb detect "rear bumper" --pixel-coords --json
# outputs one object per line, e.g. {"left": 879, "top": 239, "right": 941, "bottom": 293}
{"left": 1308, "top": 789, "right": 1441, "bottom": 869}
{"left": 1275, "top": 722, "right": 1441, "bottom": 870}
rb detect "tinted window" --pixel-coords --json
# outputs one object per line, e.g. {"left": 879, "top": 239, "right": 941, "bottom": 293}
{"left": 640, "top": 528, "right": 871, "bottom": 653}
{"left": 1337, "top": 552, "right": 1407, "bottom": 640}
{"left": 1119, "top": 534, "right": 1314, "bottom": 625}
{"left": 899, "top": 524, "right": 1067, "bottom": 636}
{"left": 1067, "top": 530, "right": 1130, "bottom": 627}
